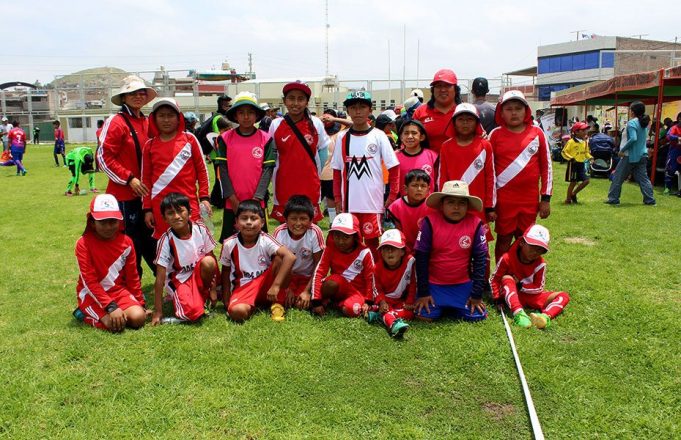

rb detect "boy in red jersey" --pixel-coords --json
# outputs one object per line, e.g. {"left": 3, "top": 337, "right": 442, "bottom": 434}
{"left": 152, "top": 193, "right": 218, "bottom": 324}
{"left": 74, "top": 194, "right": 147, "bottom": 332}
{"left": 53, "top": 120, "right": 66, "bottom": 167}
{"left": 219, "top": 200, "right": 296, "bottom": 322}
{"left": 142, "top": 98, "right": 211, "bottom": 240}
{"left": 491, "top": 224, "right": 570, "bottom": 329}
{"left": 365, "top": 229, "right": 415, "bottom": 338}
{"left": 489, "top": 90, "right": 552, "bottom": 262}
{"left": 332, "top": 90, "right": 400, "bottom": 256}
{"left": 7, "top": 121, "right": 27, "bottom": 175}
{"left": 414, "top": 181, "right": 488, "bottom": 322}
{"left": 310, "top": 213, "right": 377, "bottom": 318}
{"left": 386, "top": 169, "right": 432, "bottom": 253}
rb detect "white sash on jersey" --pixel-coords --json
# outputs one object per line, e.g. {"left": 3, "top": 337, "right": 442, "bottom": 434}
{"left": 496, "top": 136, "right": 540, "bottom": 189}
{"left": 385, "top": 258, "right": 414, "bottom": 299}
{"left": 341, "top": 248, "right": 372, "bottom": 282}
{"left": 78, "top": 246, "right": 132, "bottom": 303}
{"left": 520, "top": 262, "right": 546, "bottom": 294}
{"left": 460, "top": 149, "right": 487, "bottom": 185}
{"left": 152, "top": 142, "right": 192, "bottom": 199}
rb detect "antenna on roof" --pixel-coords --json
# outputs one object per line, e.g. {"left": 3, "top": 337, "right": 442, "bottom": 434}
{"left": 571, "top": 30, "right": 587, "bottom": 41}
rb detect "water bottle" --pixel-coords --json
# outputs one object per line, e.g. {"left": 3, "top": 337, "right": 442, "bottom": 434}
{"left": 161, "top": 317, "right": 185, "bottom": 324}
{"left": 327, "top": 207, "right": 337, "bottom": 223}
{"left": 200, "top": 203, "right": 215, "bottom": 235}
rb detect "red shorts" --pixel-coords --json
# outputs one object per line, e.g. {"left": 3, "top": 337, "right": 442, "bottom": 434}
{"left": 271, "top": 203, "right": 323, "bottom": 224}
{"left": 494, "top": 202, "right": 538, "bottom": 236}
{"left": 78, "top": 286, "right": 144, "bottom": 330}
{"left": 352, "top": 212, "right": 382, "bottom": 240}
{"left": 323, "top": 274, "right": 365, "bottom": 317}
{"left": 517, "top": 290, "right": 555, "bottom": 310}
{"left": 168, "top": 256, "right": 217, "bottom": 321}
{"left": 228, "top": 267, "right": 275, "bottom": 311}
{"left": 276, "top": 274, "right": 310, "bottom": 304}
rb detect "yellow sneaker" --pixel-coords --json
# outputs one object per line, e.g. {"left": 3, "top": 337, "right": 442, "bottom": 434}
{"left": 271, "top": 303, "right": 286, "bottom": 322}
{"left": 529, "top": 312, "right": 551, "bottom": 330}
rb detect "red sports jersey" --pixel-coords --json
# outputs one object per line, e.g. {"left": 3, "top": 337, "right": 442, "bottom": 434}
{"left": 141, "top": 125, "right": 210, "bottom": 239}
{"left": 8, "top": 127, "right": 26, "bottom": 149}
{"left": 269, "top": 116, "right": 329, "bottom": 220}
{"left": 311, "top": 240, "right": 377, "bottom": 302}
{"left": 412, "top": 104, "right": 455, "bottom": 154}
{"left": 386, "top": 197, "right": 432, "bottom": 253}
{"left": 374, "top": 254, "right": 416, "bottom": 305}
{"left": 54, "top": 127, "right": 64, "bottom": 141}
{"left": 98, "top": 108, "right": 150, "bottom": 201}
{"left": 75, "top": 230, "right": 144, "bottom": 310}
{"left": 396, "top": 148, "right": 439, "bottom": 194}
{"left": 154, "top": 221, "right": 216, "bottom": 287}
{"left": 439, "top": 137, "right": 496, "bottom": 210}
{"left": 490, "top": 240, "right": 546, "bottom": 298}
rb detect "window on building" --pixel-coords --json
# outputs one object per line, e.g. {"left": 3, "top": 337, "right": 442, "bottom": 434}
{"left": 68, "top": 118, "right": 91, "bottom": 129}
{"left": 538, "top": 50, "right": 616, "bottom": 74}
{"left": 601, "top": 52, "right": 614, "bottom": 68}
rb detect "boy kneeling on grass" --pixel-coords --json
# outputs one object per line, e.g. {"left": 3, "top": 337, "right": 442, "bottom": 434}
{"left": 152, "top": 193, "right": 218, "bottom": 325}
{"left": 414, "top": 180, "right": 488, "bottom": 322}
{"left": 490, "top": 224, "right": 570, "bottom": 329}
{"left": 219, "top": 200, "right": 296, "bottom": 322}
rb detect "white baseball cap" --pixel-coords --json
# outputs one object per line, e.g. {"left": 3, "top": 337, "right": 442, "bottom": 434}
{"left": 380, "top": 109, "right": 398, "bottom": 122}
{"left": 452, "top": 103, "right": 480, "bottom": 120}
{"left": 523, "top": 224, "right": 550, "bottom": 251}
{"left": 378, "top": 229, "right": 406, "bottom": 249}
{"left": 500, "top": 90, "right": 529, "bottom": 107}
{"left": 89, "top": 194, "right": 123, "bottom": 221}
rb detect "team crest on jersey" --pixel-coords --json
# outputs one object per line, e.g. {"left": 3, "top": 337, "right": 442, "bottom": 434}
{"left": 353, "top": 259, "right": 363, "bottom": 270}
{"left": 528, "top": 138, "right": 539, "bottom": 155}
{"left": 362, "top": 222, "right": 374, "bottom": 235}
{"left": 300, "top": 248, "right": 312, "bottom": 259}
{"left": 459, "top": 235, "right": 472, "bottom": 249}
{"left": 252, "top": 147, "right": 263, "bottom": 159}
{"left": 304, "top": 134, "right": 314, "bottom": 145}
{"left": 180, "top": 146, "right": 191, "bottom": 160}
{"left": 474, "top": 158, "right": 484, "bottom": 170}
{"left": 347, "top": 155, "right": 372, "bottom": 179}
{"left": 422, "top": 164, "right": 433, "bottom": 175}
{"left": 366, "top": 143, "right": 378, "bottom": 155}
{"left": 257, "top": 255, "right": 269, "bottom": 266}
{"left": 424, "top": 117, "right": 434, "bottom": 123}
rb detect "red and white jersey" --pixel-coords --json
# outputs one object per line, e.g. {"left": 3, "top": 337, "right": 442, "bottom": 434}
{"left": 141, "top": 132, "right": 210, "bottom": 239}
{"left": 8, "top": 127, "right": 26, "bottom": 149}
{"left": 220, "top": 232, "right": 281, "bottom": 289}
{"left": 386, "top": 197, "right": 433, "bottom": 253}
{"left": 439, "top": 136, "right": 496, "bottom": 209}
{"left": 269, "top": 116, "right": 330, "bottom": 207}
{"left": 490, "top": 240, "right": 546, "bottom": 297}
{"left": 54, "top": 127, "right": 64, "bottom": 141}
{"left": 395, "top": 148, "right": 438, "bottom": 194}
{"left": 273, "top": 224, "right": 325, "bottom": 277}
{"left": 489, "top": 125, "right": 552, "bottom": 206}
{"left": 155, "top": 221, "right": 216, "bottom": 285}
{"left": 375, "top": 255, "right": 416, "bottom": 305}
{"left": 332, "top": 128, "right": 399, "bottom": 213}
{"left": 75, "top": 231, "right": 143, "bottom": 309}
{"left": 311, "top": 241, "right": 377, "bottom": 301}
{"left": 412, "top": 104, "right": 455, "bottom": 154}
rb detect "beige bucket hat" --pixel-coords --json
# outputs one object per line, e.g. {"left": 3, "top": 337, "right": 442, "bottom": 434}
{"left": 111, "top": 75, "right": 157, "bottom": 106}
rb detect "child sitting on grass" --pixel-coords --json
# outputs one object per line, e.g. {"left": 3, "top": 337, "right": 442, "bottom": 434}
{"left": 561, "top": 121, "right": 593, "bottom": 204}
{"left": 152, "top": 193, "right": 218, "bottom": 325}
{"left": 366, "top": 229, "right": 415, "bottom": 338}
{"left": 272, "top": 195, "right": 325, "bottom": 312}
{"left": 386, "top": 169, "right": 433, "bottom": 253}
{"left": 490, "top": 224, "right": 570, "bottom": 329}
{"left": 414, "top": 180, "right": 488, "bottom": 322}
{"left": 74, "top": 194, "right": 147, "bottom": 332}
{"left": 220, "top": 200, "right": 296, "bottom": 322}
{"left": 310, "top": 213, "right": 377, "bottom": 318}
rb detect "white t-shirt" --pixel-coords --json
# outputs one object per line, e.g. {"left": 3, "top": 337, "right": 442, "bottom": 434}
{"left": 155, "top": 221, "right": 216, "bottom": 285}
{"left": 331, "top": 127, "right": 399, "bottom": 213}
{"left": 272, "top": 224, "right": 325, "bottom": 277}
{"left": 219, "top": 232, "right": 281, "bottom": 289}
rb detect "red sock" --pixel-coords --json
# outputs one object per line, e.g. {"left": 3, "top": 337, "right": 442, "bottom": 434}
{"left": 502, "top": 277, "right": 523, "bottom": 314}
{"left": 382, "top": 308, "right": 414, "bottom": 329}
{"left": 543, "top": 291, "right": 570, "bottom": 319}
{"left": 383, "top": 311, "right": 397, "bottom": 328}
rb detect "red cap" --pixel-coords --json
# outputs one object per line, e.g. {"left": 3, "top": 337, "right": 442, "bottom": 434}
{"left": 89, "top": 194, "right": 123, "bottom": 221}
{"left": 571, "top": 122, "right": 589, "bottom": 132}
{"left": 283, "top": 81, "right": 311, "bottom": 98}
{"left": 329, "top": 213, "right": 360, "bottom": 235}
{"left": 430, "top": 69, "right": 458, "bottom": 86}
{"left": 378, "top": 229, "right": 406, "bottom": 249}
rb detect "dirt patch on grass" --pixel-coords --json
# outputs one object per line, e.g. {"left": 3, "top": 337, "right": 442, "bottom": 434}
{"left": 482, "top": 402, "right": 516, "bottom": 421}
{"left": 563, "top": 236, "right": 596, "bottom": 246}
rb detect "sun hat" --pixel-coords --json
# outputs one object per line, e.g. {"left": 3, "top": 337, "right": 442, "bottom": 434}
{"left": 523, "top": 224, "right": 550, "bottom": 251}
{"left": 225, "top": 92, "right": 266, "bottom": 123}
{"left": 90, "top": 194, "right": 123, "bottom": 221}
{"left": 151, "top": 97, "right": 181, "bottom": 114}
{"left": 283, "top": 80, "right": 312, "bottom": 98}
{"left": 378, "top": 229, "right": 406, "bottom": 249}
{"left": 472, "top": 77, "right": 489, "bottom": 96}
{"left": 425, "top": 180, "right": 482, "bottom": 211}
{"left": 430, "top": 69, "right": 458, "bottom": 86}
{"left": 499, "top": 90, "right": 529, "bottom": 107}
{"left": 111, "top": 75, "right": 157, "bottom": 106}
{"left": 329, "top": 213, "right": 360, "bottom": 235}
{"left": 343, "top": 90, "right": 373, "bottom": 107}
{"left": 452, "top": 103, "right": 480, "bottom": 120}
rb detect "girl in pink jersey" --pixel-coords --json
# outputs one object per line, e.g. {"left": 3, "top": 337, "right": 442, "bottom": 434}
{"left": 395, "top": 120, "right": 438, "bottom": 195}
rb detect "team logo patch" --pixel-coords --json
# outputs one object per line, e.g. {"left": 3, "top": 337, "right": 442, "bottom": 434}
{"left": 459, "top": 235, "right": 472, "bottom": 249}
{"left": 366, "top": 143, "right": 378, "bottom": 155}
{"left": 347, "top": 155, "right": 372, "bottom": 179}
{"left": 528, "top": 138, "right": 539, "bottom": 155}
{"left": 422, "top": 164, "right": 433, "bottom": 175}
{"left": 353, "top": 260, "right": 363, "bottom": 270}
{"left": 304, "top": 134, "right": 314, "bottom": 145}
{"left": 424, "top": 117, "right": 434, "bottom": 123}
{"left": 180, "top": 148, "right": 191, "bottom": 160}
{"left": 300, "top": 248, "right": 312, "bottom": 259}
{"left": 362, "top": 222, "right": 374, "bottom": 235}
{"left": 474, "top": 158, "right": 484, "bottom": 170}
{"left": 252, "top": 147, "right": 263, "bottom": 158}
{"left": 257, "top": 255, "right": 269, "bottom": 266}
{"left": 100, "top": 199, "right": 115, "bottom": 210}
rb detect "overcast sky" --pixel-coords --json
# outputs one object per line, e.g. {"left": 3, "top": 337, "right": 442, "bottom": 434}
{"left": 4, "top": 0, "right": 678, "bottom": 89}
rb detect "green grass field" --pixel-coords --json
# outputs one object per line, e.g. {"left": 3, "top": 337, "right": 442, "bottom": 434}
{"left": 1, "top": 145, "right": 679, "bottom": 439}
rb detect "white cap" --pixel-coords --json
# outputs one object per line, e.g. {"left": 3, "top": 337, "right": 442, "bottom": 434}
{"left": 411, "top": 89, "right": 424, "bottom": 99}
{"left": 523, "top": 224, "right": 550, "bottom": 251}
{"left": 151, "top": 97, "right": 181, "bottom": 114}
{"left": 500, "top": 90, "right": 529, "bottom": 107}
{"left": 452, "top": 103, "right": 480, "bottom": 120}
{"left": 380, "top": 109, "right": 397, "bottom": 121}
{"left": 378, "top": 229, "right": 406, "bottom": 249}
{"left": 90, "top": 194, "right": 123, "bottom": 220}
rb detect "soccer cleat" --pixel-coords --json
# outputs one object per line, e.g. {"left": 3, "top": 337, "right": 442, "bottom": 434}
{"left": 271, "top": 303, "right": 285, "bottom": 322}
{"left": 21, "top": 170, "right": 27, "bottom": 176}
{"left": 530, "top": 312, "right": 551, "bottom": 330}
{"left": 571, "top": 194, "right": 578, "bottom": 203}
{"left": 390, "top": 319, "right": 410, "bottom": 338}
{"left": 663, "top": 187, "right": 671, "bottom": 195}
{"left": 72, "top": 308, "right": 85, "bottom": 321}
{"left": 513, "top": 310, "right": 532, "bottom": 328}
{"left": 65, "top": 191, "right": 73, "bottom": 197}
{"left": 365, "top": 311, "right": 381, "bottom": 324}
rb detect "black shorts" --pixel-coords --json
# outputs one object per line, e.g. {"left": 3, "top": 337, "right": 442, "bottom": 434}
{"left": 321, "top": 179, "right": 334, "bottom": 200}
{"left": 565, "top": 160, "right": 588, "bottom": 182}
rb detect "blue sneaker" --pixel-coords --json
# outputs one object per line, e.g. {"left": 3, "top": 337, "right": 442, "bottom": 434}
{"left": 366, "top": 311, "right": 381, "bottom": 324}
{"left": 390, "top": 319, "right": 410, "bottom": 338}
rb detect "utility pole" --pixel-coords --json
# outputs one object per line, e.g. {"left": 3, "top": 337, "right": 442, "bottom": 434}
{"left": 248, "top": 52, "right": 253, "bottom": 77}
{"left": 571, "top": 30, "right": 586, "bottom": 41}
{"left": 325, "top": 0, "right": 330, "bottom": 77}
{"left": 402, "top": 24, "right": 406, "bottom": 105}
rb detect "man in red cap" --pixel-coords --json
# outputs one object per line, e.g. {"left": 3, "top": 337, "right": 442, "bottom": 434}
{"left": 412, "top": 68, "right": 462, "bottom": 154}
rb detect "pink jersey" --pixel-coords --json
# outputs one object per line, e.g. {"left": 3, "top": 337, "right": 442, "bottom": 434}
{"left": 386, "top": 197, "right": 432, "bottom": 252}
{"left": 395, "top": 148, "right": 439, "bottom": 194}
